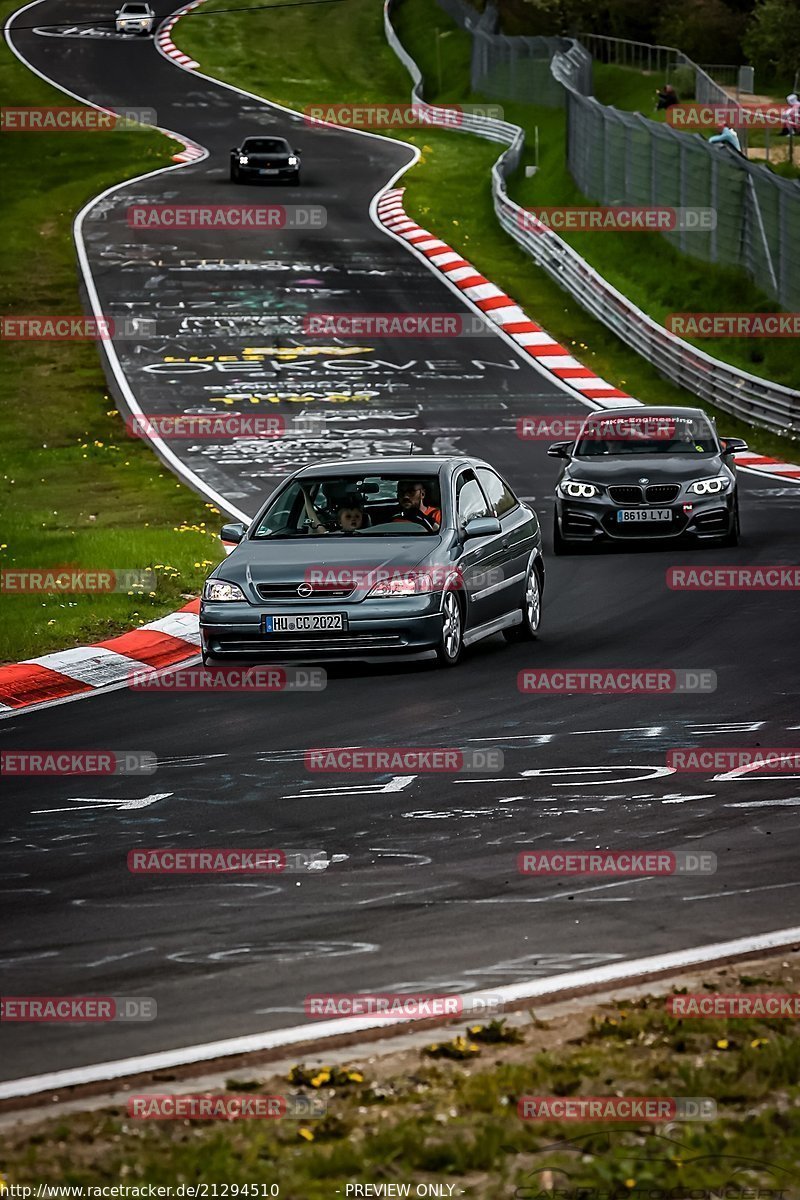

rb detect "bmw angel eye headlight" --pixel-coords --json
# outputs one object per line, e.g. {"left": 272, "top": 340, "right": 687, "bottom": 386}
{"left": 559, "top": 480, "right": 600, "bottom": 499}
{"left": 288, "top": 155, "right": 299, "bottom": 165}
{"left": 238, "top": 155, "right": 249, "bottom": 164}
{"left": 203, "top": 580, "right": 246, "bottom": 602}
{"left": 688, "top": 476, "right": 730, "bottom": 496}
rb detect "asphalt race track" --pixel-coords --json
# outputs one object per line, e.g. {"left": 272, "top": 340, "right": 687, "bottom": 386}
{"left": 2, "top": 0, "right": 800, "bottom": 1086}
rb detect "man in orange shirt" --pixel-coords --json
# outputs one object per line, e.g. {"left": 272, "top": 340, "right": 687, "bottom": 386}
{"left": 394, "top": 479, "right": 441, "bottom": 531}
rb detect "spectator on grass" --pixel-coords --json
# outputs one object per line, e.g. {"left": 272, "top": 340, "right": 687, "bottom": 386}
{"left": 655, "top": 83, "right": 679, "bottom": 111}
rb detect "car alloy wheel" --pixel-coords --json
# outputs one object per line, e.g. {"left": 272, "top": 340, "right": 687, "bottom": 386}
{"left": 503, "top": 561, "right": 541, "bottom": 642}
{"left": 436, "top": 589, "right": 463, "bottom": 667}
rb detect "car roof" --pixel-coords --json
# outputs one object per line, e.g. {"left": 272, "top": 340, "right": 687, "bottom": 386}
{"left": 582, "top": 406, "right": 709, "bottom": 420}
{"left": 294, "top": 457, "right": 491, "bottom": 478}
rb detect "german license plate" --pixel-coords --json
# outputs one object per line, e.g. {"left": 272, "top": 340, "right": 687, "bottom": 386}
{"left": 259, "top": 168, "right": 280, "bottom": 175}
{"left": 262, "top": 613, "right": 346, "bottom": 633}
{"left": 617, "top": 509, "right": 672, "bottom": 523}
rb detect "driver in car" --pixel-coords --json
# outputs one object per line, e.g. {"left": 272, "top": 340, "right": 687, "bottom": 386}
{"left": 393, "top": 479, "right": 441, "bottom": 531}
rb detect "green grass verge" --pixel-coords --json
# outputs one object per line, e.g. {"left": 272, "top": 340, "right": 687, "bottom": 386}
{"left": 3, "top": 959, "right": 799, "bottom": 1192}
{"left": 174, "top": 0, "right": 798, "bottom": 464}
{"left": 0, "top": 1, "right": 224, "bottom": 663}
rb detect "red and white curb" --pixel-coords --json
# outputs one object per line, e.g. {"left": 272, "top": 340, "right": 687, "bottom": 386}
{"left": 377, "top": 188, "right": 632, "bottom": 408}
{"left": 0, "top": 600, "right": 200, "bottom": 713}
{"left": 171, "top": 138, "right": 205, "bottom": 164}
{"left": 376, "top": 188, "right": 800, "bottom": 483}
{"left": 155, "top": 0, "right": 201, "bottom": 71}
{"left": 733, "top": 450, "right": 800, "bottom": 479}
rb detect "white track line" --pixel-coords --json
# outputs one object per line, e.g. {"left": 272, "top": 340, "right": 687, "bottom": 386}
{"left": 2, "top": 926, "right": 799, "bottom": 1101}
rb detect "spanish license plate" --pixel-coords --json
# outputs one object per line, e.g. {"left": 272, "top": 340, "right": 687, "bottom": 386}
{"left": 259, "top": 168, "right": 280, "bottom": 175}
{"left": 262, "top": 613, "right": 346, "bottom": 633}
{"left": 617, "top": 509, "right": 672, "bottom": 523}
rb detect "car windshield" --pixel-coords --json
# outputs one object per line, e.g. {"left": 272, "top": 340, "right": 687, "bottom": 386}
{"left": 242, "top": 138, "right": 290, "bottom": 154}
{"left": 575, "top": 414, "right": 718, "bottom": 456}
{"left": 122, "top": 4, "right": 149, "bottom": 11}
{"left": 252, "top": 474, "right": 443, "bottom": 538}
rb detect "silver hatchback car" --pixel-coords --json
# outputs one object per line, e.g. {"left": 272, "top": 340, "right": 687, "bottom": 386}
{"left": 115, "top": 2, "right": 155, "bottom": 34}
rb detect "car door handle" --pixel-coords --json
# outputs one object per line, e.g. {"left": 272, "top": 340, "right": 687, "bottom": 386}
{"left": 501, "top": 538, "right": 509, "bottom": 549}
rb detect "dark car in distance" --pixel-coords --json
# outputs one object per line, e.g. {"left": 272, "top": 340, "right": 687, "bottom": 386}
{"left": 230, "top": 136, "right": 301, "bottom": 184}
{"left": 550, "top": 406, "right": 747, "bottom": 552}
{"left": 201, "top": 457, "right": 544, "bottom": 668}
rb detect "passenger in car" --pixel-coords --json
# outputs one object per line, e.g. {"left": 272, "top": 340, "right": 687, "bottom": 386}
{"left": 335, "top": 498, "right": 367, "bottom": 531}
{"left": 301, "top": 487, "right": 366, "bottom": 533}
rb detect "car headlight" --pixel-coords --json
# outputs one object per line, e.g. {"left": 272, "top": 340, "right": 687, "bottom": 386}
{"left": 238, "top": 155, "right": 249, "bottom": 165}
{"left": 367, "top": 572, "right": 437, "bottom": 598}
{"left": 688, "top": 476, "right": 730, "bottom": 495}
{"left": 288, "top": 156, "right": 299, "bottom": 165}
{"left": 559, "top": 480, "right": 601, "bottom": 499}
{"left": 203, "top": 580, "right": 246, "bottom": 602}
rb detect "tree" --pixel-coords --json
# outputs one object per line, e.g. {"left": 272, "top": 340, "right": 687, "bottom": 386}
{"left": 743, "top": 0, "right": 800, "bottom": 84}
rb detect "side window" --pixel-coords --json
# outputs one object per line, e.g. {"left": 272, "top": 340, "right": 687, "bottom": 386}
{"left": 477, "top": 468, "right": 517, "bottom": 517}
{"left": 455, "top": 471, "right": 490, "bottom": 524}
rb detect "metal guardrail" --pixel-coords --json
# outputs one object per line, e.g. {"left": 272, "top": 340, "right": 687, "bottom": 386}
{"left": 383, "top": 0, "right": 800, "bottom": 435}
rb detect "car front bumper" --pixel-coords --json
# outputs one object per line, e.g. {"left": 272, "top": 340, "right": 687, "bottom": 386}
{"left": 555, "top": 492, "right": 736, "bottom": 543}
{"left": 200, "top": 595, "right": 445, "bottom": 661}
{"left": 116, "top": 21, "right": 152, "bottom": 31}
{"left": 234, "top": 164, "right": 298, "bottom": 180}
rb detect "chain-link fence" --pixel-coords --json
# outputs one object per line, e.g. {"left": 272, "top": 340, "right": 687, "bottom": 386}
{"left": 563, "top": 88, "right": 800, "bottom": 309}
{"left": 384, "top": 0, "right": 800, "bottom": 433}
{"left": 437, "top": 3, "right": 800, "bottom": 311}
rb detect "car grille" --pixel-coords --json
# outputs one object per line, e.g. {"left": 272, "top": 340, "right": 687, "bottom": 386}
{"left": 608, "top": 485, "right": 643, "bottom": 504}
{"left": 209, "top": 633, "right": 406, "bottom": 655}
{"left": 645, "top": 484, "right": 680, "bottom": 503}
{"left": 255, "top": 582, "right": 355, "bottom": 601}
{"left": 607, "top": 484, "right": 680, "bottom": 505}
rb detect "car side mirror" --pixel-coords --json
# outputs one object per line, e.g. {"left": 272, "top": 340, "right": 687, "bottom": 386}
{"left": 547, "top": 441, "right": 573, "bottom": 459}
{"left": 464, "top": 516, "right": 501, "bottom": 539}
{"left": 220, "top": 521, "right": 246, "bottom": 544}
{"left": 720, "top": 437, "right": 748, "bottom": 455}
{"left": 230, "top": 147, "right": 239, "bottom": 153}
